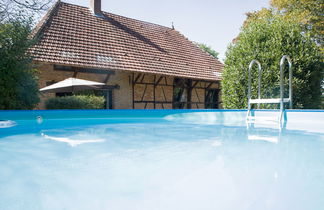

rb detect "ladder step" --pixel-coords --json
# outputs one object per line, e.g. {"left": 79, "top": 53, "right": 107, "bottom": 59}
{"left": 248, "top": 135, "right": 279, "bottom": 143}
{"left": 250, "top": 98, "right": 290, "bottom": 104}
{"left": 246, "top": 116, "right": 278, "bottom": 122}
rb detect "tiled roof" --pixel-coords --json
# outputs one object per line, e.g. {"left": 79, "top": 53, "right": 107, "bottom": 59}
{"left": 30, "top": 1, "right": 223, "bottom": 81}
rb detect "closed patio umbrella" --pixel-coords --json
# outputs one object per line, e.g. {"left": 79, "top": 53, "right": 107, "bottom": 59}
{"left": 39, "top": 78, "right": 105, "bottom": 93}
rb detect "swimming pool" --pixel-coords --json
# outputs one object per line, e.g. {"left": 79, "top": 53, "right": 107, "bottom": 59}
{"left": 0, "top": 110, "right": 323, "bottom": 210}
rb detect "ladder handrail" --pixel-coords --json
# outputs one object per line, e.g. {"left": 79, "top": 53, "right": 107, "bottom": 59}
{"left": 247, "top": 55, "right": 293, "bottom": 124}
{"left": 279, "top": 55, "right": 293, "bottom": 110}
{"left": 248, "top": 60, "right": 262, "bottom": 110}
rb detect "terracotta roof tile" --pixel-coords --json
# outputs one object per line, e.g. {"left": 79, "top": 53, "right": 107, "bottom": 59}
{"left": 30, "top": 1, "right": 223, "bottom": 81}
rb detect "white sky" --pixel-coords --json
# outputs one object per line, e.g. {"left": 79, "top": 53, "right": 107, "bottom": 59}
{"left": 61, "top": 0, "right": 269, "bottom": 61}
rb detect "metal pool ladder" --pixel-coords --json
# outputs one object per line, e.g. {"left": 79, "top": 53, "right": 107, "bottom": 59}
{"left": 246, "top": 55, "right": 293, "bottom": 124}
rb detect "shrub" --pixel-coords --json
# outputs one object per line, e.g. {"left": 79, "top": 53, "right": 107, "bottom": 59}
{"left": 45, "top": 95, "right": 105, "bottom": 109}
{"left": 222, "top": 15, "right": 323, "bottom": 109}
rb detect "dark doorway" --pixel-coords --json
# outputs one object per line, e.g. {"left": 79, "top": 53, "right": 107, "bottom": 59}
{"left": 205, "top": 89, "right": 219, "bottom": 109}
{"left": 173, "top": 78, "right": 188, "bottom": 109}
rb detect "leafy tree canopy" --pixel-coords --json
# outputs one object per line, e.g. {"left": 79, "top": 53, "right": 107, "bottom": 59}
{"left": 243, "top": 0, "right": 323, "bottom": 46}
{"left": 195, "top": 42, "right": 219, "bottom": 59}
{"left": 222, "top": 15, "right": 323, "bottom": 109}
{"left": 271, "top": 0, "right": 323, "bottom": 45}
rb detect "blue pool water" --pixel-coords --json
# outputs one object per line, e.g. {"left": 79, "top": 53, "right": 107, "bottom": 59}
{"left": 0, "top": 110, "right": 323, "bottom": 210}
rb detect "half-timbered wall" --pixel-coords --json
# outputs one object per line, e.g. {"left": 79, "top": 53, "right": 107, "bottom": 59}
{"left": 35, "top": 62, "right": 220, "bottom": 110}
{"left": 132, "top": 73, "right": 220, "bottom": 109}
{"left": 132, "top": 73, "right": 173, "bottom": 109}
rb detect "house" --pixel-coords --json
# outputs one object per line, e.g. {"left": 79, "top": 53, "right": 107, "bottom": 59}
{"left": 30, "top": 0, "right": 223, "bottom": 109}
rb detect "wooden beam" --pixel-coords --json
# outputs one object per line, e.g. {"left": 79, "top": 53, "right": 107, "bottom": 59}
{"left": 153, "top": 75, "right": 156, "bottom": 109}
{"left": 134, "top": 101, "right": 172, "bottom": 103}
{"left": 194, "top": 88, "right": 201, "bottom": 103}
{"left": 106, "top": 90, "right": 111, "bottom": 109}
{"left": 132, "top": 73, "right": 135, "bottom": 109}
{"left": 141, "top": 84, "right": 148, "bottom": 101}
{"left": 103, "top": 74, "right": 111, "bottom": 84}
{"left": 192, "top": 81, "right": 199, "bottom": 89}
{"left": 130, "top": 82, "right": 173, "bottom": 87}
{"left": 154, "top": 76, "right": 164, "bottom": 87}
{"left": 131, "top": 81, "right": 207, "bottom": 89}
{"left": 140, "top": 74, "right": 146, "bottom": 83}
{"left": 72, "top": 67, "right": 79, "bottom": 78}
{"left": 187, "top": 79, "right": 192, "bottom": 109}
{"left": 173, "top": 101, "right": 204, "bottom": 104}
{"left": 198, "top": 81, "right": 204, "bottom": 88}
{"left": 164, "top": 77, "right": 168, "bottom": 85}
{"left": 134, "top": 73, "right": 142, "bottom": 84}
{"left": 206, "top": 82, "right": 214, "bottom": 89}
{"left": 99, "top": 85, "right": 120, "bottom": 90}
{"left": 161, "top": 86, "right": 168, "bottom": 101}
{"left": 54, "top": 65, "right": 115, "bottom": 75}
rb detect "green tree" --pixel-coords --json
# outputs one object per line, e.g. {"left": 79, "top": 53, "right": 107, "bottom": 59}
{"left": 242, "top": 0, "right": 323, "bottom": 46}
{"left": 222, "top": 15, "right": 323, "bottom": 109}
{"left": 271, "top": 0, "right": 323, "bottom": 45}
{"left": 0, "top": 20, "right": 40, "bottom": 109}
{"left": 195, "top": 42, "right": 219, "bottom": 59}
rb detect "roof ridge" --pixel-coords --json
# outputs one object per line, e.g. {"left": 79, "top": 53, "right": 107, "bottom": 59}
{"left": 59, "top": 1, "right": 173, "bottom": 31}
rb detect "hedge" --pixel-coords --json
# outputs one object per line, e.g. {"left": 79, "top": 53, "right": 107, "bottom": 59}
{"left": 45, "top": 95, "right": 105, "bottom": 109}
{"left": 222, "top": 15, "right": 323, "bottom": 109}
